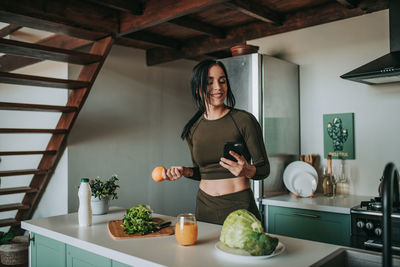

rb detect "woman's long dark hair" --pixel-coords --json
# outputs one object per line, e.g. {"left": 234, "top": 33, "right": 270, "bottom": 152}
{"left": 181, "top": 60, "right": 236, "bottom": 140}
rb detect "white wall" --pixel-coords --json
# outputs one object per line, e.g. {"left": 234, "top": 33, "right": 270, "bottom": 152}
{"left": 0, "top": 58, "right": 69, "bottom": 232}
{"left": 68, "top": 46, "right": 199, "bottom": 216}
{"left": 249, "top": 10, "right": 400, "bottom": 196}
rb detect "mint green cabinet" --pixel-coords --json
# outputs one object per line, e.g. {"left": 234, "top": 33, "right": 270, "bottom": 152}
{"left": 67, "top": 244, "right": 111, "bottom": 267}
{"left": 30, "top": 232, "right": 133, "bottom": 267}
{"left": 31, "top": 234, "right": 66, "bottom": 267}
{"left": 267, "top": 206, "right": 350, "bottom": 246}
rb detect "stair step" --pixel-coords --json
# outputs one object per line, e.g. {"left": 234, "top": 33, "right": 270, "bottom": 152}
{"left": 0, "top": 38, "right": 102, "bottom": 65}
{"left": 0, "top": 203, "right": 30, "bottom": 212}
{"left": 0, "top": 169, "right": 48, "bottom": 177}
{"left": 0, "top": 186, "right": 38, "bottom": 195}
{"left": 0, "top": 102, "right": 78, "bottom": 112}
{"left": 0, "top": 218, "right": 20, "bottom": 227}
{"left": 0, "top": 150, "right": 57, "bottom": 156}
{"left": 0, "top": 128, "right": 67, "bottom": 134}
{"left": 0, "top": 71, "right": 90, "bottom": 89}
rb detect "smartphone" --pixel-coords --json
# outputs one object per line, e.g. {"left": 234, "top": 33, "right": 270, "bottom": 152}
{"left": 223, "top": 142, "right": 243, "bottom": 162}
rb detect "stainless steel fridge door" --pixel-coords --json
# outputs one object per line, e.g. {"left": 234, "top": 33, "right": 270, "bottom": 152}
{"left": 262, "top": 55, "right": 300, "bottom": 195}
{"left": 220, "top": 53, "right": 261, "bottom": 118}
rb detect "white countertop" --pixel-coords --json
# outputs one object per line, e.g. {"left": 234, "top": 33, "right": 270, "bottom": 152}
{"left": 21, "top": 207, "right": 342, "bottom": 267}
{"left": 262, "top": 193, "right": 373, "bottom": 214}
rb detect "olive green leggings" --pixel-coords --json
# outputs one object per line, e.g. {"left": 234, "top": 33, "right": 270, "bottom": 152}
{"left": 196, "top": 188, "right": 261, "bottom": 225}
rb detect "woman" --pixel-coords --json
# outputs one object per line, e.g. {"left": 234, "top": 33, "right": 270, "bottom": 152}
{"left": 164, "top": 60, "right": 270, "bottom": 225}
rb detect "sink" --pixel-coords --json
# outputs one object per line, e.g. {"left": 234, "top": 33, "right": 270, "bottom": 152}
{"left": 310, "top": 248, "right": 400, "bottom": 267}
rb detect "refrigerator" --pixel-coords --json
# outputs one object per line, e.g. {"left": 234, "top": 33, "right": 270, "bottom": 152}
{"left": 221, "top": 54, "right": 300, "bottom": 228}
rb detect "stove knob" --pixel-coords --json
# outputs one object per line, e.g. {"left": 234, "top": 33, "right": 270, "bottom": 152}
{"left": 366, "top": 222, "right": 374, "bottom": 230}
{"left": 374, "top": 227, "right": 382, "bottom": 236}
{"left": 356, "top": 221, "right": 365, "bottom": 229}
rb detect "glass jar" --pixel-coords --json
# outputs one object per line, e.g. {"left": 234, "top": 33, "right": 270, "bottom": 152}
{"left": 175, "top": 213, "right": 198, "bottom": 246}
{"left": 336, "top": 160, "right": 349, "bottom": 197}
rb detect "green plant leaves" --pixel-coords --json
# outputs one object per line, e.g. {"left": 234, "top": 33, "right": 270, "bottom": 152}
{"left": 89, "top": 174, "right": 120, "bottom": 200}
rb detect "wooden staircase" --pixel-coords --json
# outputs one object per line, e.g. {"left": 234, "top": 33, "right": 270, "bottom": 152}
{"left": 0, "top": 26, "right": 114, "bottom": 229}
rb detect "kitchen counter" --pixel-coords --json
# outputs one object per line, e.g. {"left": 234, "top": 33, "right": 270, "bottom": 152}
{"left": 21, "top": 207, "right": 342, "bottom": 267}
{"left": 262, "top": 193, "right": 373, "bottom": 214}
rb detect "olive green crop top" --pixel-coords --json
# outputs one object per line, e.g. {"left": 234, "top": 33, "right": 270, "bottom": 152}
{"left": 185, "top": 108, "right": 270, "bottom": 180}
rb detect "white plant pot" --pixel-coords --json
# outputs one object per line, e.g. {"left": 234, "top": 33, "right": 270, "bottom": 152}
{"left": 91, "top": 196, "right": 109, "bottom": 215}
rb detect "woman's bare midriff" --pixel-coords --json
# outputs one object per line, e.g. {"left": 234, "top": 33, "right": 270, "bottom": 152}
{"left": 199, "top": 176, "right": 250, "bottom": 196}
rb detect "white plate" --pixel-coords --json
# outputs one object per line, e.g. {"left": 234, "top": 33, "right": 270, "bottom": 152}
{"left": 215, "top": 241, "right": 285, "bottom": 261}
{"left": 283, "top": 161, "right": 318, "bottom": 196}
{"left": 291, "top": 172, "right": 317, "bottom": 197}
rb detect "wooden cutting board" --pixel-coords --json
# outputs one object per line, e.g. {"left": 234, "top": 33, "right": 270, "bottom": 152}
{"left": 108, "top": 218, "right": 174, "bottom": 240}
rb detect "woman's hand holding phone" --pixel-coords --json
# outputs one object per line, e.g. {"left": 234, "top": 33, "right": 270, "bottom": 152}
{"left": 220, "top": 149, "right": 256, "bottom": 179}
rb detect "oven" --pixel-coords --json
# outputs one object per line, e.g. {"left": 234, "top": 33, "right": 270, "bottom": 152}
{"left": 350, "top": 197, "right": 400, "bottom": 256}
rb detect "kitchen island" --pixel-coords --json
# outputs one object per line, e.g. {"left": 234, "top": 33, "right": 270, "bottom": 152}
{"left": 22, "top": 207, "right": 342, "bottom": 267}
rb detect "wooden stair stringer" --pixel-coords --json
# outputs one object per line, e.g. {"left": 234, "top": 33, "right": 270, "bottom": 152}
{"left": 12, "top": 35, "right": 115, "bottom": 224}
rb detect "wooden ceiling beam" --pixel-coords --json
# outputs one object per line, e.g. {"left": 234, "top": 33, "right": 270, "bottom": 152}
{"left": 114, "top": 37, "right": 154, "bottom": 49}
{"left": 85, "top": 0, "right": 146, "bottom": 14}
{"left": 336, "top": 0, "right": 359, "bottom": 9}
{"left": 0, "top": 0, "right": 117, "bottom": 40}
{"left": 119, "top": 0, "right": 229, "bottom": 35}
{"left": 0, "top": 24, "right": 22, "bottom": 38}
{"left": 169, "top": 17, "right": 226, "bottom": 39}
{"left": 225, "top": 0, "right": 283, "bottom": 25}
{"left": 124, "top": 32, "right": 181, "bottom": 49}
{"left": 146, "top": 0, "right": 387, "bottom": 66}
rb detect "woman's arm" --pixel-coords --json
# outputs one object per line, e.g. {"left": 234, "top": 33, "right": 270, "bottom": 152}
{"left": 163, "top": 166, "right": 200, "bottom": 181}
{"left": 183, "top": 137, "right": 201, "bottom": 181}
{"left": 242, "top": 115, "right": 270, "bottom": 180}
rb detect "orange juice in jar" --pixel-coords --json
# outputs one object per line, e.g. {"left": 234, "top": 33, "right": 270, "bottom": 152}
{"left": 175, "top": 213, "right": 198, "bottom": 246}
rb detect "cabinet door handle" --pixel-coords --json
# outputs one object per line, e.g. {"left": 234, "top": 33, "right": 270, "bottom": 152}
{"left": 292, "top": 212, "right": 320, "bottom": 219}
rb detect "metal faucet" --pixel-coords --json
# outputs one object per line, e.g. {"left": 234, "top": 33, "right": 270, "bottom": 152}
{"left": 382, "top": 162, "right": 400, "bottom": 267}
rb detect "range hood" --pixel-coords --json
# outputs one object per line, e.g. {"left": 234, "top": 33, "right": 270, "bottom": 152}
{"left": 341, "top": 0, "right": 400, "bottom": 84}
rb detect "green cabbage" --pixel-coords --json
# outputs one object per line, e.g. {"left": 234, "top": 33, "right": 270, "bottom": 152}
{"left": 220, "top": 209, "right": 279, "bottom": 256}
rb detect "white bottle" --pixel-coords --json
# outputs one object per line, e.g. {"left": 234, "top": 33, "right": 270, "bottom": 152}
{"left": 78, "top": 178, "right": 92, "bottom": 226}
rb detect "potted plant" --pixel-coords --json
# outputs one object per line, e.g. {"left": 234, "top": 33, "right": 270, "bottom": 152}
{"left": 89, "top": 174, "right": 119, "bottom": 215}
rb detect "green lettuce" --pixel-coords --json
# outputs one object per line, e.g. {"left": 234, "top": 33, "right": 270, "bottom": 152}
{"left": 122, "top": 204, "right": 156, "bottom": 235}
{"left": 220, "top": 209, "right": 279, "bottom": 256}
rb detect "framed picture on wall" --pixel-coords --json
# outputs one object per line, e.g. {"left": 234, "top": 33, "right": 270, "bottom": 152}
{"left": 323, "top": 112, "right": 355, "bottom": 159}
